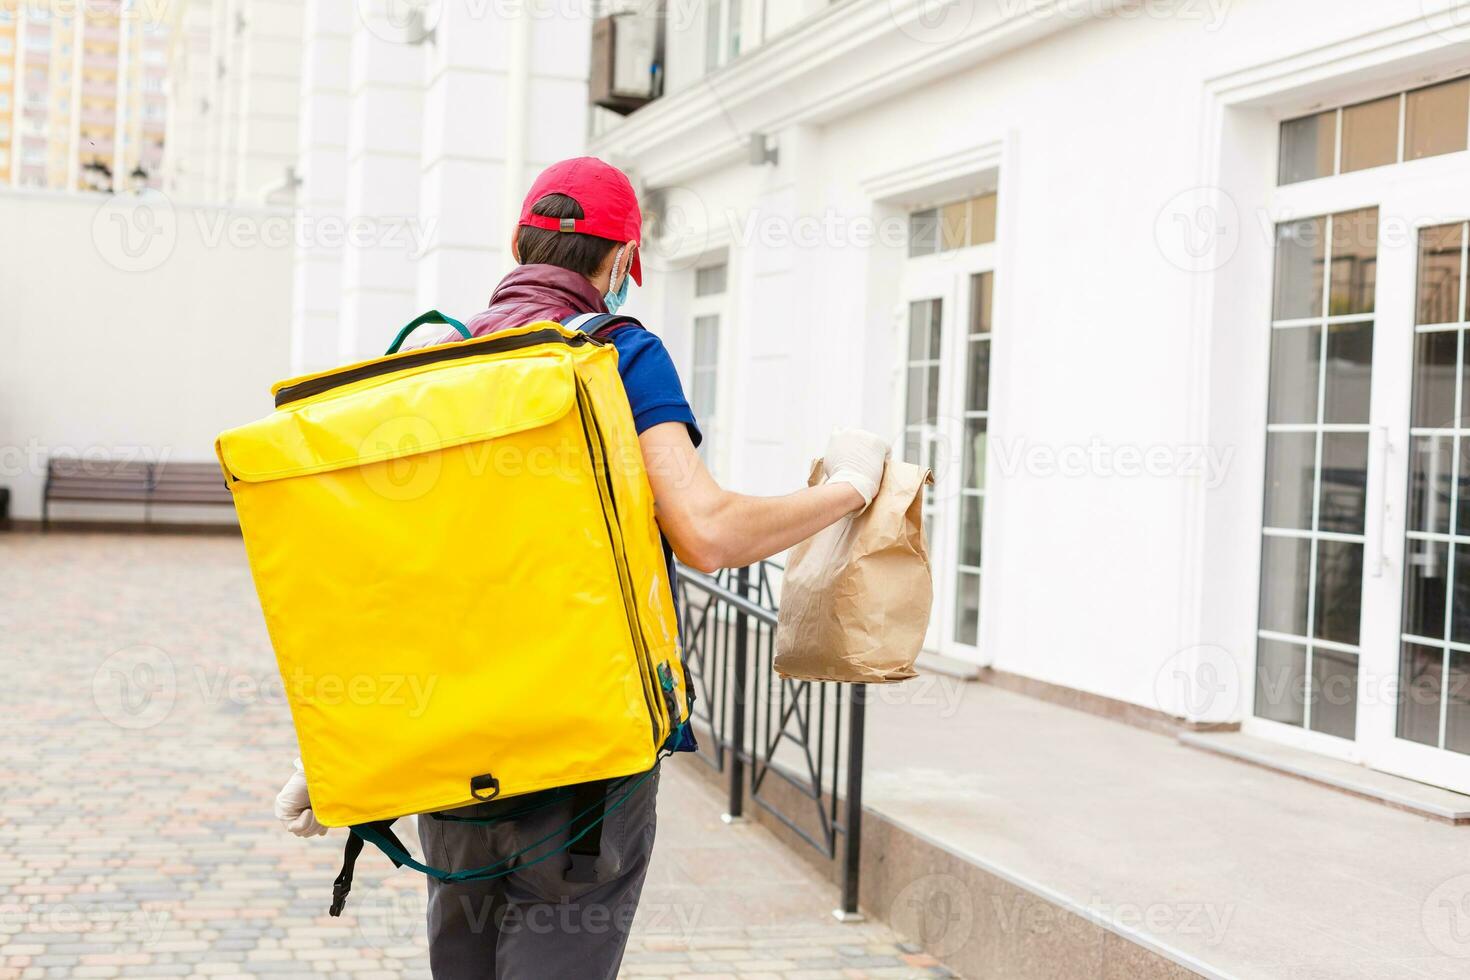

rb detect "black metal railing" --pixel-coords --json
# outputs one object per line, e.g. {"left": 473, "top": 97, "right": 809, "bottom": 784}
{"left": 675, "top": 560, "right": 866, "bottom": 917}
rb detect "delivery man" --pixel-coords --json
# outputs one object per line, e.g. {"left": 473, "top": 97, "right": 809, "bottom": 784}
{"left": 273, "top": 157, "right": 888, "bottom": 979}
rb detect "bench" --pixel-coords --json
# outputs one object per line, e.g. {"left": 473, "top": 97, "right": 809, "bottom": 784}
{"left": 43, "top": 458, "right": 234, "bottom": 529}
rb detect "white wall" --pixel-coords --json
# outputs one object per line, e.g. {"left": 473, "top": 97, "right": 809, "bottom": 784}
{"left": 0, "top": 189, "right": 293, "bottom": 522}
{"left": 597, "top": 0, "right": 1470, "bottom": 718}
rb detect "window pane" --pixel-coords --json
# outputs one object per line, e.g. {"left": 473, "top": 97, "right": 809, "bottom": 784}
{"left": 953, "top": 571, "right": 980, "bottom": 646}
{"left": 965, "top": 339, "right": 990, "bottom": 413}
{"left": 693, "top": 315, "right": 719, "bottom": 366}
{"left": 968, "top": 193, "right": 997, "bottom": 246}
{"left": 1406, "top": 78, "right": 1470, "bottom": 161}
{"left": 962, "top": 417, "right": 987, "bottom": 491}
{"left": 1341, "top": 96, "right": 1400, "bottom": 173}
{"left": 958, "top": 495, "right": 982, "bottom": 568}
{"left": 905, "top": 367, "right": 927, "bottom": 426}
{"left": 1263, "top": 432, "right": 1316, "bottom": 531}
{"left": 1273, "top": 217, "right": 1326, "bottom": 320}
{"left": 925, "top": 299, "right": 942, "bottom": 358}
{"left": 692, "top": 370, "right": 716, "bottom": 418}
{"left": 1260, "top": 535, "right": 1311, "bottom": 636}
{"left": 1323, "top": 321, "right": 1373, "bottom": 423}
{"left": 1313, "top": 539, "right": 1362, "bottom": 645}
{"left": 1409, "top": 435, "right": 1454, "bottom": 535}
{"left": 1267, "top": 326, "right": 1321, "bottom": 424}
{"left": 1309, "top": 648, "right": 1358, "bottom": 739}
{"left": 907, "top": 301, "right": 928, "bottom": 360}
{"left": 1418, "top": 223, "right": 1465, "bottom": 326}
{"left": 1413, "top": 330, "right": 1459, "bottom": 428}
{"left": 1404, "top": 540, "right": 1449, "bottom": 640}
{"left": 940, "top": 200, "right": 969, "bottom": 251}
{"left": 1279, "top": 111, "right": 1337, "bottom": 184}
{"left": 1446, "top": 650, "right": 1470, "bottom": 755}
{"left": 1329, "top": 208, "right": 1378, "bottom": 316}
{"left": 1453, "top": 545, "right": 1470, "bottom": 646}
{"left": 1459, "top": 438, "right": 1470, "bottom": 536}
{"left": 969, "top": 272, "right": 993, "bottom": 335}
{"left": 1318, "top": 432, "right": 1368, "bottom": 534}
{"left": 694, "top": 263, "right": 727, "bottom": 297}
{"left": 925, "top": 364, "right": 939, "bottom": 421}
{"left": 1255, "top": 638, "right": 1306, "bottom": 725}
{"left": 1398, "top": 642, "right": 1444, "bottom": 746}
{"left": 909, "top": 209, "right": 938, "bottom": 258}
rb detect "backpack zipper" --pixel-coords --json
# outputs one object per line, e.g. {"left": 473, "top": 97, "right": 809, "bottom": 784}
{"left": 273, "top": 328, "right": 599, "bottom": 408}
{"left": 575, "top": 383, "right": 666, "bottom": 750}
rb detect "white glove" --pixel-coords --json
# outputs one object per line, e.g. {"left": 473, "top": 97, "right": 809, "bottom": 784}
{"left": 822, "top": 428, "right": 890, "bottom": 510}
{"left": 274, "top": 758, "right": 328, "bottom": 838}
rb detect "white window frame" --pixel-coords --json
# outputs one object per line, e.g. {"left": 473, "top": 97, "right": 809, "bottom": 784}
{"left": 898, "top": 241, "right": 996, "bottom": 663}
{"left": 1246, "top": 122, "right": 1470, "bottom": 792}
{"left": 689, "top": 258, "right": 729, "bottom": 478}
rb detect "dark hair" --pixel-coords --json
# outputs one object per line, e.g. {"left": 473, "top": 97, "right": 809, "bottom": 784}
{"left": 515, "top": 193, "right": 621, "bottom": 278}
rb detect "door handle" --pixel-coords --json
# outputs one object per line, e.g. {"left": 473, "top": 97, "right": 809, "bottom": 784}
{"left": 1371, "top": 425, "right": 1391, "bottom": 578}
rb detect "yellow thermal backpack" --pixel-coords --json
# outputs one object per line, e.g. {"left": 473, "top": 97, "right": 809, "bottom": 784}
{"left": 215, "top": 311, "right": 692, "bottom": 912}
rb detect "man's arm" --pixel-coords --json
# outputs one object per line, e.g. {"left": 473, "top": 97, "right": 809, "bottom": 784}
{"left": 638, "top": 422, "right": 880, "bottom": 573}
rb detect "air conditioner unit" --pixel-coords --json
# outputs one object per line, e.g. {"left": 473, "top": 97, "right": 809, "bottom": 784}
{"left": 589, "top": 12, "right": 661, "bottom": 116}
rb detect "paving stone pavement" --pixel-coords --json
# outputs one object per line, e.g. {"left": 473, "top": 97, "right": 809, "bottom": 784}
{"left": 0, "top": 533, "right": 954, "bottom": 980}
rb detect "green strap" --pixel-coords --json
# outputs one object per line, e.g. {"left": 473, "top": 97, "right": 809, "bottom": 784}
{"left": 384, "top": 310, "right": 470, "bottom": 355}
{"left": 353, "top": 763, "right": 659, "bottom": 885}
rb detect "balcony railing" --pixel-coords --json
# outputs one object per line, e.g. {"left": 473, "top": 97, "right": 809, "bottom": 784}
{"left": 674, "top": 560, "right": 867, "bottom": 917}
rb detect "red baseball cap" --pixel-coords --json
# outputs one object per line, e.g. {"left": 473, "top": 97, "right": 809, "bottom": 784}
{"left": 518, "top": 157, "right": 643, "bottom": 285}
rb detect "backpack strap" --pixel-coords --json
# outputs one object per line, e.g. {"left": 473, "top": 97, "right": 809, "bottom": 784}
{"left": 560, "top": 313, "right": 643, "bottom": 338}
{"left": 563, "top": 779, "right": 608, "bottom": 884}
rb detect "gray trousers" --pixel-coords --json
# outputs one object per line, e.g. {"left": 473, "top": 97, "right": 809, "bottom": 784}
{"left": 419, "top": 766, "right": 659, "bottom": 980}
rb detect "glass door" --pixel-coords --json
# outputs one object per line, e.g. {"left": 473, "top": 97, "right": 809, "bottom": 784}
{"left": 899, "top": 251, "right": 995, "bottom": 661}
{"left": 1356, "top": 171, "right": 1470, "bottom": 792}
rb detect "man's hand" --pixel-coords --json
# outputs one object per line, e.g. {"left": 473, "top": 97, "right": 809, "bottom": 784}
{"left": 639, "top": 422, "right": 891, "bottom": 573}
{"left": 821, "top": 428, "right": 890, "bottom": 510}
{"left": 274, "top": 758, "right": 328, "bottom": 838}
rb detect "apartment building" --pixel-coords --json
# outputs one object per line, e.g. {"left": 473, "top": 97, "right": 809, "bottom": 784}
{"left": 0, "top": 0, "right": 167, "bottom": 191}
{"left": 591, "top": 0, "right": 1470, "bottom": 796}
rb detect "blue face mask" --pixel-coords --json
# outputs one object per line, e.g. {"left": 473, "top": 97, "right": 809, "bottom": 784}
{"left": 604, "top": 246, "right": 632, "bottom": 315}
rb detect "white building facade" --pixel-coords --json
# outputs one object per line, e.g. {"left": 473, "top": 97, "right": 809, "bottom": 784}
{"left": 592, "top": 0, "right": 1470, "bottom": 795}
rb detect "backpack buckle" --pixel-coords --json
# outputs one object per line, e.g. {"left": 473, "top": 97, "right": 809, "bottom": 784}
{"left": 469, "top": 773, "right": 501, "bottom": 801}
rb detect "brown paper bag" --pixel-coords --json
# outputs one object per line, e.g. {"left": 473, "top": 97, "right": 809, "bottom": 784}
{"left": 774, "top": 458, "right": 934, "bottom": 683}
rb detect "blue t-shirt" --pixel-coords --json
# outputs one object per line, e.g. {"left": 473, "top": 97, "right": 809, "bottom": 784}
{"left": 606, "top": 326, "right": 702, "bottom": 448}
{"left": 608, "top": 324, "right": 701, "bottom": 753}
